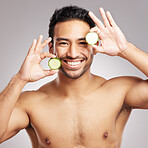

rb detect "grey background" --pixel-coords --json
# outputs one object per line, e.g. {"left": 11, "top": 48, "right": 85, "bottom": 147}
{"left": 0, "top": 0, "right": 148, "bottom": 147}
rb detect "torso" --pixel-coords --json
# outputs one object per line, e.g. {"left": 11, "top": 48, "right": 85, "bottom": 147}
{"left": 24, "top": 75, "right": 133, "bottom": 148}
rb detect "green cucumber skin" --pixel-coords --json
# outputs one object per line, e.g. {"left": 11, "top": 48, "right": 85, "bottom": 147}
{"left": 48, "top": 58, "right": 61, "bottom": 70}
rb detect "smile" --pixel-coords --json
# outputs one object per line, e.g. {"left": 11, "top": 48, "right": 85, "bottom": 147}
{"left": 67, "top": 61, "right": 81, "bottom": 66}
{"left": 62, "top": 59, "right": 85, "bottom": 69}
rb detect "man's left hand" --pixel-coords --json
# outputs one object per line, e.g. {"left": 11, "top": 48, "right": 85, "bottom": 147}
{"left": 89, "top": 8, "right": 129, "bottom": 56}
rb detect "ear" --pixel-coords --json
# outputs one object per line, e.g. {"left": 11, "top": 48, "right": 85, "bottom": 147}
{"left": 48, "top": 42, "right": 54, "bottom": 54}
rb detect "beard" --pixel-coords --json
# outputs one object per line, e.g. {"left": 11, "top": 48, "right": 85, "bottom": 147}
{"left": 59, "top": 54, "right": 93, "bottom": 79}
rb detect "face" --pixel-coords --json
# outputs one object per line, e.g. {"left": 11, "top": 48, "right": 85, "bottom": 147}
{"left": 52, "top": 20, "right": 94, "bottom": 79}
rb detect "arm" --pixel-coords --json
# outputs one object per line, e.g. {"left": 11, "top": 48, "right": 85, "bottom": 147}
{"left": 0, "top": 35, "right": 58, "bottom": 143}
{"left": 0, "top": 74, "right": 28, "bottom": 142}
{"left": 121, "top": 43, "right": 148, "bottom": 109}
{"left": 89, "top": 8, "right": 148, "bottom": 109}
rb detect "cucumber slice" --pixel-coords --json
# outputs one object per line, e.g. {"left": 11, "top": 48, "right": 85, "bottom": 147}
{"left": 85, "top": 32, "right": 99, "bottom": 45}
{"left": 48, "top": 58, "right": 61, "bottom": 70}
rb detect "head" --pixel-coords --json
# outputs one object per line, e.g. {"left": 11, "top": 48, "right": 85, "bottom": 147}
{"left": 48, "top": 5, "right": 96, "bottom": 79}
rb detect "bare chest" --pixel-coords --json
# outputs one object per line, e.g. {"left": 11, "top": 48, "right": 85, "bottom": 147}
{"left": 28, "top": 95, "right": 125, "bottom": 148}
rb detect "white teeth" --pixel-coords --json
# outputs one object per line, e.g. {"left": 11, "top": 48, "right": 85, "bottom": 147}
{"left": 67, "top": 61, "right": 81, "bottom": 66}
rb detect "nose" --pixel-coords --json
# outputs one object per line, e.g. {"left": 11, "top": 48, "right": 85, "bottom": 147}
{"left": 67, "top": 43, "right": 79, "bottom": 58}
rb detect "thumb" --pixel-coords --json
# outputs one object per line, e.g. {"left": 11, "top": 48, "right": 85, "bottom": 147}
{"left": 43, "top": 70, "right": 59, "bottom": 77}
{"left": 92, "top": 45, "right": 105, "bottom": 54}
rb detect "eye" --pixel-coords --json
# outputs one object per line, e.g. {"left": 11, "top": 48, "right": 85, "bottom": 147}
{"left": 59, "top": 42, "right": 67, "bottom": 45}
{"left": 79, "top": 42, "right": 88, "bottom": 46}
{"left": 59, "top": 42, "right": 68, "bottom": 46}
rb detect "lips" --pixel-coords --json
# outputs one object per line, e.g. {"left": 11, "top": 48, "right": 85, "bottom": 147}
{"left": 62, "top": 59, "right": 85, "bottom": 69}
{"left": 67, "top": 61, "right": 81, "bottom": 66}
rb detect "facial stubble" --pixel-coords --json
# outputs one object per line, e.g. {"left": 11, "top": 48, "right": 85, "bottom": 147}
{"left": 59, "top": 54, "right": 93, "bottom": 79}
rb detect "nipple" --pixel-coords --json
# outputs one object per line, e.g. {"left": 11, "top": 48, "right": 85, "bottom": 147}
{"left": 45, "top": 138, "right": 51, "bottom": 145}
{"left": 103, "top": 132, "right": 108, "bottom": 139}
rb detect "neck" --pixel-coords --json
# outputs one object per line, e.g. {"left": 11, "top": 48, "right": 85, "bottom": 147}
{"left": 55, "top": 69, "right": 94, "bottom": 98}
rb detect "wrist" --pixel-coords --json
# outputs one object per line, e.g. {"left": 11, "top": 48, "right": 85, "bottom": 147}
{"left": 15, "top": 72, "right": 28, "bottom": 85}
{"left": 118, "top": 42, "right": 132, "bottom": 58}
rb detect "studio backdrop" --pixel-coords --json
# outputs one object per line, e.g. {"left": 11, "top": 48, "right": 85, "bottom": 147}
{"left": 0, "top": 0, "right": 148, "bottom": 148}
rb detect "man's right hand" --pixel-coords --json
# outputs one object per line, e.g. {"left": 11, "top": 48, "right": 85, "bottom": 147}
{"left": 17, "top": 35, "right": 58, "bottom": 82}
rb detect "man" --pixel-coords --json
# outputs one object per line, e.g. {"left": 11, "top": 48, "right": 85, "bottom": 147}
{"left": 0, "top": 5, "right": 148, "bottom": 148}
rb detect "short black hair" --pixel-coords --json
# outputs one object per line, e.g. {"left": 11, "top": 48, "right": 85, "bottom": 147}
{"left": 48, "top": 5, "right": 95, "bottom": 42}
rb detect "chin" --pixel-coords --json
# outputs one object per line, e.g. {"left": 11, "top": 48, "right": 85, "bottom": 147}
{"left": 59, "top": 66, "right": 89, "bottom": 79}
{"left": 64, "top": 72, "right": 84, "bottom": 79}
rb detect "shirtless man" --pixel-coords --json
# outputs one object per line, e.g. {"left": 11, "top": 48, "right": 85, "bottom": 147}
{"left": 0, "top": 5, "right": 148, "bottom": 148}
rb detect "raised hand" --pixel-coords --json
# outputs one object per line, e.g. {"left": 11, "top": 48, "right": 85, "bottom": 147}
{"left": 18, "top": 35, "right": 58, "bottom": 82}
{"left": 89, "top": 8, "right": 129, "bottom": 56}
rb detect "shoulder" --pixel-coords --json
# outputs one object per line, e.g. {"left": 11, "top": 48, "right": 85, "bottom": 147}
{"left": 97, "top": 76, "right": 144, "bottom": 103}
{"left": 92, "top": 74, "right": 142, "bottom": 86}
{"left": 102, "top": 76, "right": 143, "bottom": 89}
{"left": 15, "top": 90, "right": 46, "bottom": 111}
{"left": 102, "top": 76, "right": 143, "bottom": 111}
{"left": 16, "top": 80, "right": 56, "bottom": 109}
{"left": 91, "top": 74, "right": 143, "bottom": 92}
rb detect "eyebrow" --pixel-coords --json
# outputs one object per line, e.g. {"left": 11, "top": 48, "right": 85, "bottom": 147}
{"left": 78, "top": 38, "right": 86, "bottom": 41}
{"left": 56, "top": 37, "right": 86, "bottom": 41}
{"left": 56, "top": 38, "right": 69, "bottom": 41}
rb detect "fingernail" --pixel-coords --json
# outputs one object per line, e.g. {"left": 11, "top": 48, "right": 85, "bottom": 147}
{"left": 99, "top": 7, "right": 103, "bottom": 11}
{"left": 40, "top": 35, "right": 43, "bottom": 38}
{"left": 89, "top": 29, "right": 95, "bottom": 32}
{"left": 52, "top": 69, "right": 59, "bottom": 73}
{"left": 55, "top": 70, "right": 59, "bottom": 72}
{"left": 48, "top": 37, "right": 52, "bottom": 41}
{"left": 89, "top": 11, "right": 93, "bottom": 15}
{"left": 90, "top": 28, "right": 97, "bottom": 32}
{"left": 92, "top": 45, "right": 97, "bottom": 48}
{"left": 34, "top": 39, "right": 37, "bottom": 42}
{"left": 52, "top": 55, "right": 56, "bottom": 58}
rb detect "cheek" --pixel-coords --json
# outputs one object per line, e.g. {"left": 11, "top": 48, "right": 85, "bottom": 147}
{"left": 54, "top": 47, "right": 68, "bottom": 58}
{"left": 81, "top": 46, "right": 93, "bottom": 58}
{"left": 53, "top": 42, "right": 67, "bottom": 57}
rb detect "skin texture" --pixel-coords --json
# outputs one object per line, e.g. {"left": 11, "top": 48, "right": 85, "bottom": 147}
{"left": 0, "top": 8, "right": 148, "bottom": 148}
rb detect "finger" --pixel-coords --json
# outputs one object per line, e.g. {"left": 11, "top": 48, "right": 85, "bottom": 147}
{"left": 99, "top": 7, "right": 110, "bottom": 27}
{"left": 35, "top": 35, "right": 43, "bottom": 53}
{"left": 90, "top": 26, "right": 98, "bottom": 31}
{"left": 90, "top": 26, "right": 101, "bottom": 35}
{"left": 106, "top": 11, "right": 117, "bottom": 27}
{"left": 89, "top": 11, "right": 105, "bottom": 30}
{"left": 28, "top": 39, "right": 37, "bottom": 55}
{"left": 43, "top": 69, "right": 59, "bottom": 77}
{"left": 92, "top": 45, "right": 105, "bottom": 54}
{"left": 40, "top": 37, "right": 52, "bottom": 50}
{"left": 40, "top": 52, "right": 56, "bottom": 60}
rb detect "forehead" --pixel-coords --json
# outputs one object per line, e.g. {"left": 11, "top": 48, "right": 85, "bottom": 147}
{"left": 54, "top": 20, "right": 90, "bottom": 40}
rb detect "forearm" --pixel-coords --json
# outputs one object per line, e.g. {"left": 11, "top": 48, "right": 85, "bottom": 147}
{"left": 120, "top": 43, "right": 148, "bottom": 77}
{"left": 0, "top": 73, "right": 27, "bottom": 137}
